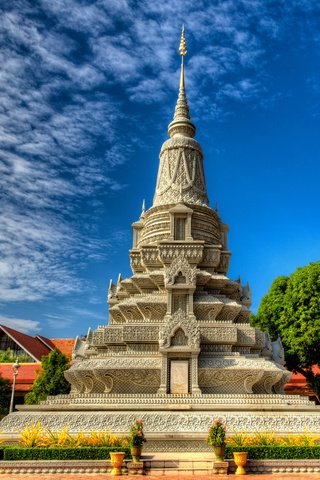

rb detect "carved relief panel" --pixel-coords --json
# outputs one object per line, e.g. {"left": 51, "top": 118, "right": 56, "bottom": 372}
{"left": 170, "top": 360, "right": 189, "bottom": 393}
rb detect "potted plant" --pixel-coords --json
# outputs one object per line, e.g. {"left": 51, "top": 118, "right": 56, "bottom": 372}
{"left": 129, "top": 418, "right": 146, "bottom": 463}
{"left": 207, "top": 419, "right": 227, "bottom": 461}
{"left": 110, "top": 452, "right": 126, "bottom": 476}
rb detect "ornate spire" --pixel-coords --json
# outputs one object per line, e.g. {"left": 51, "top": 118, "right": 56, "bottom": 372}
{"left": 168, "top": 26, "right": 196, "bottom": 139}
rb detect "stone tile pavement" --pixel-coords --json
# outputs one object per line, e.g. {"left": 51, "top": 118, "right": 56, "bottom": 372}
{"left": 2, "top": 474, "right": 320, "bottom": 479}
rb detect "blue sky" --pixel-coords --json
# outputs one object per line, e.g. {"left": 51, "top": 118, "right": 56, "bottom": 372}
{"left": 0, "top": 0, "right": 319, "bottom": 338}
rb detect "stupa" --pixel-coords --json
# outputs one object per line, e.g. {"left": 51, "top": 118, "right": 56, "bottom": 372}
{"left": 1, "top": 27, "right": 319, "bottom": 450}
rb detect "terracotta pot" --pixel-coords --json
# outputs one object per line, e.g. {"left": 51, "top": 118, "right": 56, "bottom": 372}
{"left": 213, "top": 443, "right": 226, "bottom": 462}
{"left": 131, "top": 445, "right": 142, "bottom": 463}
{"left": 110, "top": 452, "right": 125, "bottom": 475}
{"left": 233, "top": 451, "right": 248, "bottom": 475}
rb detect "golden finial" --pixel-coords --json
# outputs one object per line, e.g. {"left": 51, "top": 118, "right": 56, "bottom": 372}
{"left": 168, "top": 25, "right": 195, "bottom": 138}
{"left": 179, "top": 25, "right": 187, "bottom": 89}
{"left": 179, "top": 24, "right": 187, "bottom": 57}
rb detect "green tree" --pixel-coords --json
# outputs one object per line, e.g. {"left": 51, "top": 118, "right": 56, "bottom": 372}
{"left": 24, "top": 349, "right": 70, "bottom": 404}
{"left": 0, "top": 373, "right": 11, "bottom": 417}
{"left": 251, "top": 262, "right": 320, "bottom": 399}
{"left": 0, "top": 348, "right": 33, "bottom": 363}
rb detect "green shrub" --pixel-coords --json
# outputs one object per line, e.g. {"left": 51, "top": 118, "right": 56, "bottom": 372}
{"left": 25, "top": 350, "right": 70, "bottom": 405}
{"left": 4, "top": 446, "right": 131, "bottom": 461}
{"left": 0, "top": 373, "right": 11, "bottom": 417}
{"left": 225, "top": 445, "right": 320, "bottom": 459}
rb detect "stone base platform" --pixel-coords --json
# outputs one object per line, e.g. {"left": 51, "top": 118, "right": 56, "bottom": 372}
{"left": 1, "top": 455, "right": 320, "bottom": 475}
{"left": 1, "top": 393, "right": 320, "bottom": 450}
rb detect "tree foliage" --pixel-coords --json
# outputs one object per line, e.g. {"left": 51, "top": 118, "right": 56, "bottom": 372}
{"left": 24, "top": 349, "right": 70, "bottom": 405}
{"left": 0, "top": 372, "right": 11, "bottom": 417}
{"left": 251, "top": 262, "right": 320, "bottom": 397}
{"left": 0, "top": 348, "right": 33, "bottom": 363}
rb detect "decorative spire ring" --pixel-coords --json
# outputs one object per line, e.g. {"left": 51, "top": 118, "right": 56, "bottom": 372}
{"left": 179, "top": 24, "right": 187, "bottom": 57}
{"left": 179, "top": 25, "right": 186, "bottom": 89}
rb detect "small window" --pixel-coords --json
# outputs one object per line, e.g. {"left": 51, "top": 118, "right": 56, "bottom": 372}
{"left": 174, "top": 217, "right": 186, "bottom": 240}
{"left": 174, "top": 271, "right": 186, "bottom": 284}
{"left": 170, "top": 328, "right": 188, "bottom": 347}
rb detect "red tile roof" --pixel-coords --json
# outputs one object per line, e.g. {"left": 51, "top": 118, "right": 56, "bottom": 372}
{"left": 36, "top": 335, "right": 57, "bottom": 350}
{"left": 50, "top": 339, "right": 74, "bottom": 359}
{"left": 285, "top": 365, "right": 320, "bottom": 396}
{"left": 0, "top": 325, "right": 51, "bottom": 361}
{"left": 0, "top": 363, "right": 41, "bottom": 392}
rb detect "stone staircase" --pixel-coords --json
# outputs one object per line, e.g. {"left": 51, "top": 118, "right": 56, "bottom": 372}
{"left": 144, "top": 453, "right": 215, "bottom": 476}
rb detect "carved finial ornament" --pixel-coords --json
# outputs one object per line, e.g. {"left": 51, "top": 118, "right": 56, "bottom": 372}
{"left": 168, "top": 25, "right": 196, "bottom": 139}
{"left": 179, "top": 25, "right": 187, "bottom": 89}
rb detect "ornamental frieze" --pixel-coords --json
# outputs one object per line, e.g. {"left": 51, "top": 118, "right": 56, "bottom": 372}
{"left": 198, "top": 369, "right": 264, "bottom": 394}
{"left": 69, "top": 357, "right": 161, "bottom": 370}
{"left": 198, "top": 357, "right": 284, "bottom": 370}
{"left": 141, "top": 247, "right": 162, "bottom": 267}
{"left": 237, "top": 328, "right": 257, "bottom": 346}
{"left": 2, "top": 412, "right": 320, "bottom": 435}
{"left": 200, "top": 326, "right": 237, "bottom": 343}
{"left": 158, "top": 244, "right": 203, "bottom": 263}
{"left": 123, "top": 325, "right": 159, "bottom": 342}
{"left": 104, "top": 327, "right": 123, "bottom": 343}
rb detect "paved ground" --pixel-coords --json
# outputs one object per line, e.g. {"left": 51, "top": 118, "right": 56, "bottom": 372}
{"left": 2, "top": 475, "right": 320, "bottom": 479}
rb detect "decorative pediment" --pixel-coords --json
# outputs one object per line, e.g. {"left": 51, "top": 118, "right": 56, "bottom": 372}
{"left": 159, "top": 309, "right": 200, "bottom": 350}
{"left": 165, "top": 257, "right": 196, "bottom": 286}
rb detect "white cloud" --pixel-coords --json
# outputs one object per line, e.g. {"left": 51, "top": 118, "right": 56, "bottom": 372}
{"left": 0, "top": 316, "right": 41, "bottom": 334}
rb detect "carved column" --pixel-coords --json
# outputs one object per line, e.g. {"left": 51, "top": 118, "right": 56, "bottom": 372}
{"left": 191, "top": 353, "right": 201, "bottom": 394}
{"left": 185, "top": 211, "right": 193, "bottom": 241}
{"left": 188, "top": 295, "right": 194, "bottom": 316}
{"left": 167, "top": 292, "right": 172, "bottom": 315}
{"left": 157, "top": 354, "right": 168, "bottom": 394}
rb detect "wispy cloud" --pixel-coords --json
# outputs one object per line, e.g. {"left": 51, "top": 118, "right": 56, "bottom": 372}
{"left": 0, "top": 315, "right": 40, "bottom": 334}
{"left": 0, "top": 0, "right": 319, "bottom": 306}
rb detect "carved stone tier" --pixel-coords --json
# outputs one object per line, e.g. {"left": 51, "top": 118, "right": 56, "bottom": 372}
{"left": 153, "top": 136, "right": 208, "bottom": 208}
{"left": 138, "top": 205, "right": 221, "bottom": 247}
{"left": 198, "top": 357, "right": 291, "bottom": 395}
{"left": 39, "top": 392, "right": 313, "bottom": 407}
{"left": 2, "top": 398, "right": 320, "bottom": 449}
